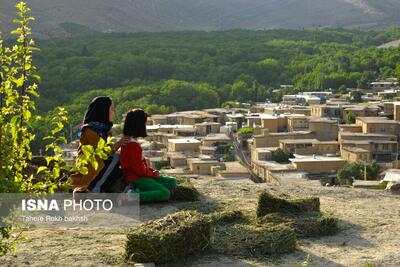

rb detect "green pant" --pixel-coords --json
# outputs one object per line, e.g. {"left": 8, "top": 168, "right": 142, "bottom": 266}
{"left": 132, "top": 176, "right": 177, "bottom": 203}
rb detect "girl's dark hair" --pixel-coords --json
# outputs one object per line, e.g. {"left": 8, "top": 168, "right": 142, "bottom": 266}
{"left": 123, "top": 109, "right": 148, "bottom": 138}
{"left": 83, "top": 96, "right": 112, "bottom": 124}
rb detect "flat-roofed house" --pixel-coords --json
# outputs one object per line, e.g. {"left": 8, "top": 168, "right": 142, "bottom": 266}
{"left": 149, "top": 114, "right": 168, "bottom": 125}
{"left": 260, "top": 114, "right": 287, "bottom": 132}
{"left": 343, "top": 106, "right": 379, "bottom": 119}
{"left": 311, "top": 104, "right": 345, "bottom": 120}
{"left": 195, "top": 122, "right": 221, "bottom": 136}
{"left": 203, "top": 108, "right": 229, "bottom": 124}
{"left": 166, "top": 152, "right": 188, "bottom": 168}
{"left": 339, "top": 124, "right": 363, "bottom": 133}
{"left": 290, "top": 156, "right": 347, "bottom": 173}
{"left": 173, "top": 127, "right": 197, "bottom": 137}
{"left": 166, "top": 111, "right": 218, "bottom": 125}
{"left": 251, "top": 147, "right": 275, "bottom": 161}
{"left": 252, "top": 129, "right": 315, "bottom": 148}
{"left": 227, "top": 113, "right": 244, "bottom": 129}
{"left": 264, "top": 105, "right": 311, "bottom": 116}
{"left": 309, "top": 118, "right": 339, "bottom": 141}
{"left": 341, "top": 140, "right": 397, "bottom": 163}
{"left": 279, "top": 139, "right": 339, "bottom": 155}
{"left": 371, "top": 81, "right": 398, "bottom": 91}
{"left": 188, "top": 159, "right": 221, "bottom": 175}
{"left": 201, "top": 134, "right": 231, "bottom": 147}
{"left": 355, "top": 117, "right": 400, "bottom": 136}
{"left": 287, "top": 115, "right": 309, "bottom": 132}
{"left": 245, "top": 114, "right": 262, "bottom": 128}
{"left": 167, "top": 138, "right": 201, "bottom": 154}
{"left": 393, "top": 102, "right": 400, "bottom": 122}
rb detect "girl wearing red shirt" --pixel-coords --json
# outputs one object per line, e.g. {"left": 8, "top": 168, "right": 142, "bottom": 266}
{"left": 120, "top": 109, "right": 176, "bottom": 203}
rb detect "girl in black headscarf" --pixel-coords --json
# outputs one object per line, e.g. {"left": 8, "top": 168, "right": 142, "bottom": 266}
{"left": 69, "top": 96, "right": 128, "bottom": 192}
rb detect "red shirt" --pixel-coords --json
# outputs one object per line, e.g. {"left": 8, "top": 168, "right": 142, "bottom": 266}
{"left": 120, "top": 139, "right": 158, "bottom": 181}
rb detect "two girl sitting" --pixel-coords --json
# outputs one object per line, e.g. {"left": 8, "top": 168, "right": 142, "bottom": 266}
{"left": 69, "top": 96, "right": 176, "bottom": 203}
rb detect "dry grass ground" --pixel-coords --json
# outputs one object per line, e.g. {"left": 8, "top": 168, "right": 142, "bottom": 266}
{"left": 2, "top": 173, "right": 400, "bottom": 267}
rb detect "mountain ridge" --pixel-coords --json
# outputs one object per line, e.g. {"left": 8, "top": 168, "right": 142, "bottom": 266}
{"left": 1, "top": 0, "right": 400, "bottom": 38}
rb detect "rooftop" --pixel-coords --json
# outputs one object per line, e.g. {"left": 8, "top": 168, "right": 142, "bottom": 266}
{"left": 260, "top": 114, "right": 277, "bottom": 120}
{"left": 357, "top": 117, "right": 398, "bottom": 124}
{"left": 147, "top": 124, "right": 194, "bottom": 130}
{"left": 202, "top": 134, "right": 230, "bottom": 141}
{"left": 342, "top": 147, "right": 370, "bottom": 153}
{"left": 340, "top": 132, "right": 396, "bottom": 138}
{"left": 168, "top": 138, "right": 201, "bottom": 144}
{"left": 290, "top": 155, "right": 346, "bottom": 163}
{"left": 280, "top": 139, "right": 319, "bottom": 144}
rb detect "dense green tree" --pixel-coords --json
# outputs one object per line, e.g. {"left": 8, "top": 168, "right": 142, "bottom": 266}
{"left": 344, "top": 112, "right": 356, "bottom": 124}
{"left": 27, "top": 27, "right": 400, "bottom": 114}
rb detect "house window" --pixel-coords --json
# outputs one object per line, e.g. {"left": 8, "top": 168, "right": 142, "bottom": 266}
{"left": 383, "top": 144, "right": 389, "bottom": 151}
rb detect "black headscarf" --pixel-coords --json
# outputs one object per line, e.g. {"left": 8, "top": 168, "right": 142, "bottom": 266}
{"left": 83, "top": 96, "right": 112, "bottom": 124}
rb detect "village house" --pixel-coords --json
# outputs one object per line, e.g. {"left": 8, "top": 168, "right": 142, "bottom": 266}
{"left": 382, "top": 102, "right": 394, "bottom": 118}
{"left": 308, "top": 118, "right": 339, "bottom": 141}
{"left": 173, "top": 127, "right": 197, "bottom": 137}
{"left": 167, "top": 138, "right": 201, "bottom": 155}
{"left": 343, "top": 106, "right": 380, "bottom": 119}
{"left": 370, "top": 80, "right": 398, "bottom": 91}
{"left": 148, "top": 114, "right": 168, "bottom": 125}
{"left": 264, "top": 105, "right": 311, "bottom": 116}
{"left": 289, "top": 155, "right": 347, "bottom": 173}
{"left": 203, "top": 108, "right": 229, "bottom": 124}
{"left": 199, "top": 145, "right": 218, "bottom": 158}
{"left": 287, "top": 115, "right": 309, "bottom": 132}
{"left": 226, "top": 112, "right": 245, "bottom": 129}
{"left": 166, "top": 111, "right": 218, "bottom": 125}
{"left": 245, "top": 114, "right": 262, "bottom": 128}
{"left": 279, "top": 139, "right": 339, "bottom": 155}
{"left": 355, "top": 117, "right": 400, "bottom": 137}
{"left": 393, "top": 102, "right": 400, "bottom": 122}
{"left": 251, "top": 160, "right": 291, "bottom": 183}
{"left": 187, "top": 159, "right": 221, "bottom": 175}
{"left": 251, "top": 147, "right": 276, "bottom": 161}
{"left": 166, "top": 152, "right": 188, "bottom": 168}
{"left": 260, "top": 114, "right": 287, "bottom": 132}
{"left": 153, "top": 132, "right": 178, "bottom": 146}
{"left": 281, "top": 94, "right": 321, "bottom": 105}
{"left": 201, "top": 133, "right": 231, "bottom": 147}
{"left": 302, "top": 91, "right": 332, "bottom": 102}
{"left": 341, "top": 140, "right": 397, "bottom": 163}
{"left": 310, "top": 104, "right": 346, "bottom": 121}
{"left": 194, "top": 122, "right": 221, "bottom": 136}
{"left": 252, "top": 129, "right": 315, "bottom": 148}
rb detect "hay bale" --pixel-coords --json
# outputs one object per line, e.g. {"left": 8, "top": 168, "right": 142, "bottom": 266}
{"left": 125, "top": 211, "right": 211, "bottom": 264}
{"left": 208, "top": 209, "right": 246, "bottom": 224}
{"left": 213, "top": 224, "right": 297, "bottom": 257}
{"left": 171, "top": 179, "right": 199, "bottom": 202}
{"left": 256, "top": 192, "right": 320, "bottom": 217}
{"left": 258, "top": 212, "right": 338, "bottom": 237}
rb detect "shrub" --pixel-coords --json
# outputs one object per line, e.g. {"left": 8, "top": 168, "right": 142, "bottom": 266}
{"left": 337, "top": 160, "right": 381, "bottom": 185}
{"left": 271, "top": 148, "right": 290, "bottom": 163}
{"left": 237, "top": 127, "right": 254, "bottom": 137}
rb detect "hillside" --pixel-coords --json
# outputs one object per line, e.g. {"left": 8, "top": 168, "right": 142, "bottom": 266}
{"left": 2, "top": 173, "right": 399, "bottom": 266}
{"left": 2, "top": 0, "right": 400, "bottom": 38}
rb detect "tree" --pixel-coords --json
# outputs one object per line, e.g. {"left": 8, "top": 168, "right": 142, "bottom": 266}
{"left": 344, "top": 112, "right": 356, "bottom": 124}
{"left": 350, "top": 90, "right": 363, "bottom": 103}
{"left": 337, "top": 160, "right": 381, "bottom": 185}
{"left": 230, "top": 80, "right": 252, "bottom": 102}
{"left": 271, "top": 148, "right": 290, "bottom": 163}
